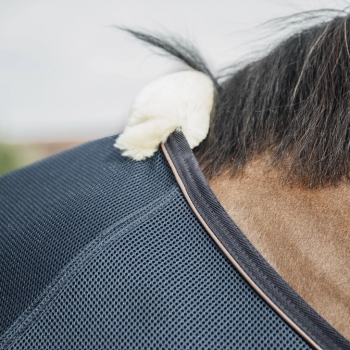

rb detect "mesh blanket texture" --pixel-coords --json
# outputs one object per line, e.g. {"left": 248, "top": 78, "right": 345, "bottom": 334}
{"left": 0, "top": 136, "right": 311, "bottom": 349}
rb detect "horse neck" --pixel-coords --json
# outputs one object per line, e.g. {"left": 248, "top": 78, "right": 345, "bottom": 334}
{"left": 208, "top": 157, "right": 350, "bottom": 340}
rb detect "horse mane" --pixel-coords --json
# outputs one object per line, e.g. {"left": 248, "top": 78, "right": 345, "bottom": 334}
{"left": 120, "top": 10, "right": 350, "bottom": 188}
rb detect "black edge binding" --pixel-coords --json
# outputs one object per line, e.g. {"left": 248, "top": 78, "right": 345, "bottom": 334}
{"left": 164, "top": 131, "right": 350, "bottom": 350}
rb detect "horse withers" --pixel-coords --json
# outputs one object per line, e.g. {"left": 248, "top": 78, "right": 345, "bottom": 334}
{"left": 1, "top": 10, "right": 350, "bottom": 350}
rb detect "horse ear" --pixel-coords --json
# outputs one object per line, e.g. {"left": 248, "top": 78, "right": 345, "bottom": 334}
{"left": 115, "top": 70, "right": 214, "bottom": 160}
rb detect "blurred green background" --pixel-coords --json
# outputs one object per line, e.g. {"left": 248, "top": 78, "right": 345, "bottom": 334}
{"left": 0, "top": 142, "right": 81, "bottom": 176}
{"left": 0, "top": 144, "right": 41, "bottom": 176}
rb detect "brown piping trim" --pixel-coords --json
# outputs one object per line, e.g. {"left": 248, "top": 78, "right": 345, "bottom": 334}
{"left": 161, "top": 142, "right": 322, "bottom": 350}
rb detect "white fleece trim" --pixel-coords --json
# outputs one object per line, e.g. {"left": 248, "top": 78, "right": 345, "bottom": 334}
{"left": 115, "top": 70, "right": 214, "bottom": 160}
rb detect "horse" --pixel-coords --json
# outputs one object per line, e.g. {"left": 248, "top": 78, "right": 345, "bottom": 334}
{"left": 122, "top": 11, "right": 350, "bottom": 341}
{"left": 1, "top": 9, "right": 350, "bottom": 350}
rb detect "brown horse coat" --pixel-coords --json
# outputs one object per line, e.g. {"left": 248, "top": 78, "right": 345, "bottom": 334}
{"left": 209, "top": 155, "right": 350, "bottom": 340}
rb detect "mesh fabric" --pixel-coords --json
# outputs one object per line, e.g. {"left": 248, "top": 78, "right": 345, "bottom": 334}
{"left": 1, "top": 137, "right": 311, "bottom": 349}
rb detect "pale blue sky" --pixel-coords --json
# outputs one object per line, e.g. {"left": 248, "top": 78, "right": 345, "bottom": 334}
{"left": 0, "top": 0, "right": 347, "bottom": 142}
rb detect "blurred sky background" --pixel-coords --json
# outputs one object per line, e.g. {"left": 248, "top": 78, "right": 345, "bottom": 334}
{"left": 0, "top": 0, "right": 348, "bottom": 150}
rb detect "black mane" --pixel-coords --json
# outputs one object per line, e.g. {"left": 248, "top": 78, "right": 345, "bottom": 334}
{"left": 120, "top": 11, "right": 350, "bottom": 188}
